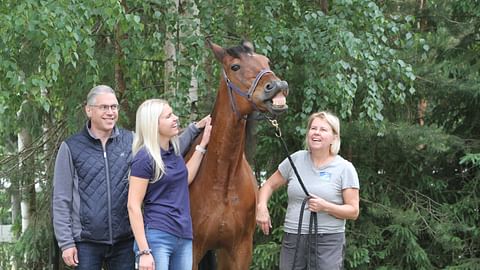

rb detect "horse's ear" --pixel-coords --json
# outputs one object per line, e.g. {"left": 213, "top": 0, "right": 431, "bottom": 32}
{"left": 207, "top": 41, "right": 226, "bottom": 62}
{"left": 242, "top": 40, "right": 255, "bottom": 52}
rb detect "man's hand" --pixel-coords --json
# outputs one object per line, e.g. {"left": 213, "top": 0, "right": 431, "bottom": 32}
{"left": 62, "top": 247, "right": 79, "bottom": 267}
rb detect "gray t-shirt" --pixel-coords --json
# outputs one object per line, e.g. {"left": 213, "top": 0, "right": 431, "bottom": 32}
{"left": 278, "top": 150, "right": 360, "bottom": 234}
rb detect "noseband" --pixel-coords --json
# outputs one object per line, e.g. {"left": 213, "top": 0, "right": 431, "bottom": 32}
{"left": 222, "top": 68, "right": 273, "bottom": 119}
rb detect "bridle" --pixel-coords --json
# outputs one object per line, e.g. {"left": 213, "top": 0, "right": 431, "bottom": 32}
{"left": 222, "top": 68, "right": 273, "bottom": 119}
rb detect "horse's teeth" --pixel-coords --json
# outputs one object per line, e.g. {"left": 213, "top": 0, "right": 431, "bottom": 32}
{"left": 272, "top": 95, "right": 286, "bottom": 106}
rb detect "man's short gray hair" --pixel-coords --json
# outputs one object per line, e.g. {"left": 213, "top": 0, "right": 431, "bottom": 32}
{"left": 86, "top": 85, "right": 116, "bottom": 105}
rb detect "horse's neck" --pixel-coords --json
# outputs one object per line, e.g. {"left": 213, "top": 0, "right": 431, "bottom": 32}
{"left": 209, "top": 108, "right": 246, "bottom": 159}
{"left": 206, "top": 84, "right": 248, "bottom": 175}
{"left": 211, "top": 120, "right": 245, "bottom": 147}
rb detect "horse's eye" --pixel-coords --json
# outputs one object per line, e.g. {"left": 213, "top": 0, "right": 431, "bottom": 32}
{"left": 231, "top": 64, "right": 240, "bottom": 71}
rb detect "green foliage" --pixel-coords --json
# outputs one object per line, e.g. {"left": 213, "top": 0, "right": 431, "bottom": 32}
{"left": 11, "top": 219, "right": 53, "bottom": 269}
{"left": 261, "top": 0, "right": 415, "bottom": 128}
{"left": 3, "top": 210, "right": 54, "bottom": 269}
{"left": 251, "top": 190, "right": 286, "bottom": 270}
{"left": 251, "top": 241, "right": 281, "bottom": 269}
{"left": 0, "top": 191, "right": 11, "bottom": 224}
{"left": 0, "top": 0, "right": 479, "bottom": 269}
{"left": 460, "top": 153, "right": 480, "bottom": 166}
{"left": 0, "top": 243, "right": 15, "bottom": 270}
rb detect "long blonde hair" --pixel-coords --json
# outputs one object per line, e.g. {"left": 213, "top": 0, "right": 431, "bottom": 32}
{"left": 132, "top": 99, "right": 180, "bottom": 182}
{"left": 304, "top": 111, "right": 341, "bottom": 155}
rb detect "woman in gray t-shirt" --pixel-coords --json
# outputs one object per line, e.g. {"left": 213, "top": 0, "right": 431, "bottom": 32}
{"left": 256, "top": 111, "right": 360, "bottom": 270}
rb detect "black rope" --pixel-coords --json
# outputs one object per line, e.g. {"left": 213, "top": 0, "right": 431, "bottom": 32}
{"left": 263, "top": 115, "right": 318, "bottom": 270}
{"left": 277, "top": 131, "right": 310, "bottom": 197}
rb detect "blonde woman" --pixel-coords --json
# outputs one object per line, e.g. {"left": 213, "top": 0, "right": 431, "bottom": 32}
{"left": 128, "top": 99, "right": 212, "bottom": 270}
{"left": 256, "top": 111, "right": 360, "bottom": 270}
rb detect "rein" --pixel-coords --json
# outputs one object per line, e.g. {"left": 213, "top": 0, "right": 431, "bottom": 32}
{"left": 222, "top": 68, "right": 273, "bottom": 119}
{"left": 265, "top": 116, "right": 319, "bottom": 270}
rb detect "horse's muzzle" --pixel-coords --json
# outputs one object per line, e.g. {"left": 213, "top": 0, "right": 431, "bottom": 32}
{"left": 263, "top": 80, "right": 289, "bottom": 115}
{"left": 265, "top": 80, "right": 289, "bottom": 96}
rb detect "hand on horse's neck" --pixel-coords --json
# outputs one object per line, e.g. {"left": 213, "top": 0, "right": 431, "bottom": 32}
{"left": 310, "top": 150, "right": 334, "bottom": 168}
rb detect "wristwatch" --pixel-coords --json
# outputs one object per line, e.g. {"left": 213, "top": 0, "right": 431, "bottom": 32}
{"left": 136, "top": 248, "right": 152, "bottom": 258}
{"left": 195, "top": 145, "right": 207, "bottom": 154}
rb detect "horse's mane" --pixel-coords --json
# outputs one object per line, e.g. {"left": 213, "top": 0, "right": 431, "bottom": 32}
{"left": 225, "top": 42, "right": 253, "bottom": 58}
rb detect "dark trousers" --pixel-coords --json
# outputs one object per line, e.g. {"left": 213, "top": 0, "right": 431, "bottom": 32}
{"left": 280, "top": 232, "right": 345, "bottom": 270}
{"left": 76, "top": 239, "right": 135, "bottom": 270}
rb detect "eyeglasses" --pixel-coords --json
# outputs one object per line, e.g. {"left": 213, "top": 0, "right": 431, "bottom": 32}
{"left": 89, "top": 104, "right": 120, "bottom": 112}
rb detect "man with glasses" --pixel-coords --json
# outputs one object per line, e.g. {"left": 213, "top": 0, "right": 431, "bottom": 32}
{"left": 53, "top": 85, "right": 207, "bottom": 269}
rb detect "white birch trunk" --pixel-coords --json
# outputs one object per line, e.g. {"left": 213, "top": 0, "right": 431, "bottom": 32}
{"left": 183, "top": 0, "right": 200, "bottom": 104}
{"left": 17, "top": 128, "right": 31, "bottom": 233}
{"left": 180, "top": 0, "right": 201, "bottom": 120}
{"left": 164, "top": 0, "right": 180, "bottom": 95}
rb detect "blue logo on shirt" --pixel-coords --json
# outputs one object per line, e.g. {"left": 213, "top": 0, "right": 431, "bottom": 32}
{"left": 319, "top": 171, "right": 331, "bottom": 181}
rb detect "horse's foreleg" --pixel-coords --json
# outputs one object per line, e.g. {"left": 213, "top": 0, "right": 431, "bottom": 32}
{"left": 216, "top": 240, "right": 253, "bottom": 270}
{"left": 192, "top": 243, "right": 206, "bottom": 270}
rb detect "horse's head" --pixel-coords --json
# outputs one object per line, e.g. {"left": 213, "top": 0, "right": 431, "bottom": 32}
{"left": 208, "top": 40, "right": 289, "bottom": 117}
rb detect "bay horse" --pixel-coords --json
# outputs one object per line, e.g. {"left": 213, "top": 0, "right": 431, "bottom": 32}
{"left": 186, "top": 40, "right": 289, "bottom": 270}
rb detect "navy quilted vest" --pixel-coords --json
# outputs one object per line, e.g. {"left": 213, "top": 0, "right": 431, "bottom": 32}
{"left": 66, "top": 126, "right": 133, "bottom": 244}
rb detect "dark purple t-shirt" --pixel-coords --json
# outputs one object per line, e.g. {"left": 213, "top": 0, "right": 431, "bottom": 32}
{"left": 130, "top": 146, "right": 192, "bottom": 239}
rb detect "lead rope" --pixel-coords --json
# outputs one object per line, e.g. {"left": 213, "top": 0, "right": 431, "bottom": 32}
{"left": 265, "top": 117, "right": 318, "bottom": 270}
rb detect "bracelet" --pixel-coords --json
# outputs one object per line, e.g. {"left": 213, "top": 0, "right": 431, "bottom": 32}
{"left": 136, "top": 248, "right": 152, "bottom": 258}
{"left": 195, "top": 145, "right": 206, "bottom": 154}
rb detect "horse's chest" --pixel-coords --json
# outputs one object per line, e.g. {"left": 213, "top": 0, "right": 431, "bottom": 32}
{"left": 214, "top": 203, "right": 255, "bottom": 234}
